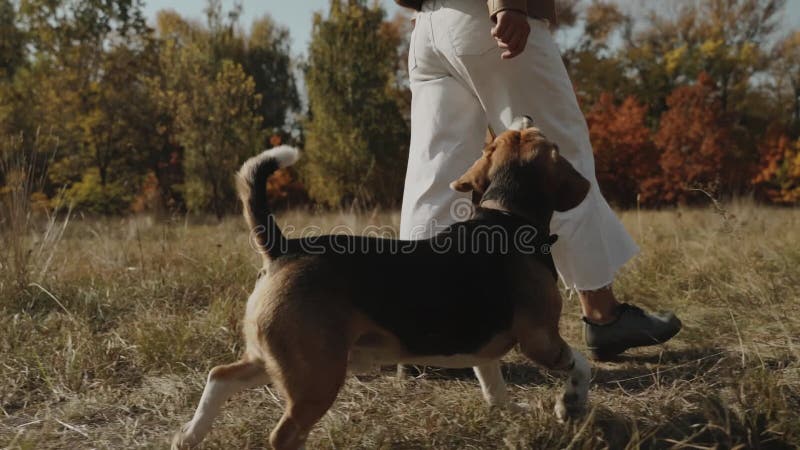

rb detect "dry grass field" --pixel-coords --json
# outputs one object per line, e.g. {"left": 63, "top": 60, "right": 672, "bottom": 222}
{"left": 1, "top": 202, "right": 799, "bottom": 449}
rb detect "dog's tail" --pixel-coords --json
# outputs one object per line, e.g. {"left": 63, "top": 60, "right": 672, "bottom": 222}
{"left": 236, "top": 145, "right": 300, "bottom": 260}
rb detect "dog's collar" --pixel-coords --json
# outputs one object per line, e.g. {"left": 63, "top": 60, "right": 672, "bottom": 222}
{"left": 472, "top": 206, "right": 559, "bottom": 280}
{"left": 474, "top": 206, "right": 551, "bottom": 233}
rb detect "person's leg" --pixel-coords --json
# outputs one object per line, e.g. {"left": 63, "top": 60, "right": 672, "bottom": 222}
{"left": 579, "top": 285, "right": 620, "bottom": 324}
{"left": 399, "top": 6, "right": 487, "bottom": 240}
{"left": 399, "top": 76, "right": 486, "bottom": 239}
{"left": 438, "top": 14, "right": 680, "bottom": 356}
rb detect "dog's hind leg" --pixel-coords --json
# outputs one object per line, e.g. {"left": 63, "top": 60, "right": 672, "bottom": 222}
{"left": 172, "top": 359, "right": 269, "bottom": 449}
{"left": 269, "top": 352, "right": 348, "bottom": 450}
{"left": 519, "top": 331, "right": 590, "bottom": 422}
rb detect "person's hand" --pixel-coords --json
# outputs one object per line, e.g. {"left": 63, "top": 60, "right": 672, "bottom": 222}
{"left": 491, "top": 9, "right": 530, "bottom": 59}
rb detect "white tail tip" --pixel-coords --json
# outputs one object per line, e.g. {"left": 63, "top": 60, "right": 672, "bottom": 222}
{"left": 263, "top": 145, "right": 300, "bottom": 168}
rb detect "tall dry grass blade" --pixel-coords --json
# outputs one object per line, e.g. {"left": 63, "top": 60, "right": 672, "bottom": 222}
{"left": 0, "top": 130, "right": 69, "bottom": 301}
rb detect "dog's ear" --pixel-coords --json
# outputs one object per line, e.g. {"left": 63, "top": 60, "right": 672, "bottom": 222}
{"left": 450, "top": 154, "right": 491, "bottom": 194}
{"left": 450, "top": 140, "right": 496, "bottom": 194}
{"left": 551, "top": 148, "right": 591, "bottom": 211}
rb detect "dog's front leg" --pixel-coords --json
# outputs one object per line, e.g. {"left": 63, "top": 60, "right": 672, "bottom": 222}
{"left": 474, "top": 361, "right": 528, "bottom": 411}
{"left": 552, "top": 347, "right": 590, "bottom": 423}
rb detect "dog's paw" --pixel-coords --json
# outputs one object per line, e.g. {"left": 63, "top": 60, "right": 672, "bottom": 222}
{"left": 171, "top": 424, "right": 196, "bottom": 450}
{"left": 554, "top": 392, "right": 585, "bottom": 423}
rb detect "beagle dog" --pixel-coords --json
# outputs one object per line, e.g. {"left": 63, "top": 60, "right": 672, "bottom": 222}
{"left": 172, "top": 117, "right": 593, "bottom": 450}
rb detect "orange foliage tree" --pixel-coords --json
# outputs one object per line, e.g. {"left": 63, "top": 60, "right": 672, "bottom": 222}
{"left": 586, "top": 93, "right": 659, "bottom": 207}
{"left": 651, "top": 73, "right": 740, "bottom": 204}
{"left": 752, "top": 129, "right": 800, "bottom": 204}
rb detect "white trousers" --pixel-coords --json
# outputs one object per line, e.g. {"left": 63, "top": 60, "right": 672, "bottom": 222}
{"left": 399, "top": 0, "right": 639, "bottom": 290}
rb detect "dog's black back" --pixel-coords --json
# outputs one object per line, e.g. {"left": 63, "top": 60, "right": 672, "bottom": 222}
{"left": 278, "top": 209, "right": 555, "bottom": 356}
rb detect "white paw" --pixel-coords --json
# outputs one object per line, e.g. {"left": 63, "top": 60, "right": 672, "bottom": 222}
{"left": 554, "top": 392, "right": 585, "bottom": 423}
{"left": 554, "top": 399, "right": 568, "bottom": 423}
{"left": 508, "top": 401, "right": 532, "bottom": 413}
{"left": 171, "top": 424, "right": 197, "bottom": 449}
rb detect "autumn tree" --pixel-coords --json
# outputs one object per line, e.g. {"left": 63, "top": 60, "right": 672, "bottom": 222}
{"left": 697, "top": 0, "right": 783, "bottom": 111}
{"left": 560, "top": 0, "right": 791, "bottom": 205}
{"left": 563, "top": 0, "right": 775, "bottom": 119}
{"left": 773, "top": 31, "right": 800, "bottom": 133}
{"left": 303, "top": 0, "right": 409, "bottom": 208}
{"left": 652, "top": 73, "right": 742, "bottom": 204}
{"left": 563, "top": 2, "right": 633, "bottom": 106}
{"left": 586, "top": 93, "right": 659, "bottom": 207}
{"left": 752, "top": 129, "right": 800, "bottom": 204}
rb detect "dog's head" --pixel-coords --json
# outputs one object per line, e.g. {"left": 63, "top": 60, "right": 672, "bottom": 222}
{"left": 450, "top": 117, "right": 590, "bottom": 216}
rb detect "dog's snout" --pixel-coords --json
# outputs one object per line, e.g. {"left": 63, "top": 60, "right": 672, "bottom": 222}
{"left": 509, "top": 115, "right": 534, "bottom": 131}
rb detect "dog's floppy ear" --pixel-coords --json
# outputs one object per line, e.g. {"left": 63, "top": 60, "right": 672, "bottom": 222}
{"left": 450, "top": 142, "right": 495, "bottom": 194}
{"left": 551, "top": 148, "right": 591, "bottom": 211}
{"left": 450, "top": 154, "right": 491, "bottom": 195}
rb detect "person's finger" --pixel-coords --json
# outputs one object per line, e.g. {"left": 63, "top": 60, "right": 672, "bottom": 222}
{"left": 497, "top": 19, "right": 518, "bottom": 41}
{"left": 508, "top": 27, "right": 531, "bottom": 58}
{"left": 491, "top": 20, "right": 506, "bottom": 39}
{"left": 497, "top": 33, "right": 518, "bottom": 56}
{"left": 507, "top": 31, "right": 523, "bottom": 54}
{"left": 504, "top": 48, "right": 523, "bottom": 59}
{"left": 505, "top": 25, "right": 519, "bottom": 42}
{"left": 501, "top": 39, "right": 523, "bottom": 59}
{"left": 495, "top": 27, "right": 512, "bottom": 43}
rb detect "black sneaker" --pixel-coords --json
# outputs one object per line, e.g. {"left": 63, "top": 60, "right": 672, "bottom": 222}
{"left": 583, "top": 303, "right": 682, "bottom": 360}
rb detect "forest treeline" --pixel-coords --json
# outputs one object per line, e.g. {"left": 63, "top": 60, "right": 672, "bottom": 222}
{"left": 1, "top": 0, "right": 799, "bottom": 217}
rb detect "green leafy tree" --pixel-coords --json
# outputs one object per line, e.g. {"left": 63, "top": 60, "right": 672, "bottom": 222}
{"left": 0, "top": 0, "right": 31, "bottom": 175}
{"left": 9, "top": 0, "right": 155, "bottom": 212}
{"left": 149, "top": 5, "right": 264, "bottom": 218}
{"left": 147, "top": 5, "right": 300, "bottom": 216}
{"left": 303, "top": 0, "right": 409, "bottom": 208}
{"left": 245, "top": 15, "right": 300, "bottom": 133}
{"left": 0, "top": 0, "right": 26, "bottom": 79}
{"left": 62, "top": 43, "right": 160, "bottom": 213}
{"left": 177, "top": 59, "right": 264, "bottom": 218}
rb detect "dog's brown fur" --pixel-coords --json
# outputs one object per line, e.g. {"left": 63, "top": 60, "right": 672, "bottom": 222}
{"left": 172, "top": 125, "right": 592, "bottom": 450}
